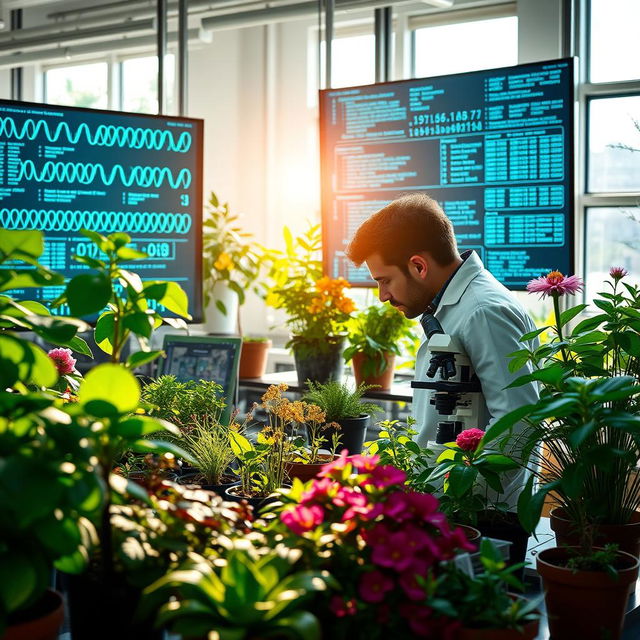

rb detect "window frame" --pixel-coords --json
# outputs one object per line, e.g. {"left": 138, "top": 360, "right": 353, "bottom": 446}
{"left": 577, "top": 0, "right": 640, "bottom": 294}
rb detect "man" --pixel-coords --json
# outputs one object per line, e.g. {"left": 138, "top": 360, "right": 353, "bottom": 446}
{"left": 346, "top": 193, "right": 539, "bottom": 505}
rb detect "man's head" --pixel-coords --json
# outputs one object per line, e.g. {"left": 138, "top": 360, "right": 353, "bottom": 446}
{"left": 346, "top": 193, "right": 461, "bottom": 318}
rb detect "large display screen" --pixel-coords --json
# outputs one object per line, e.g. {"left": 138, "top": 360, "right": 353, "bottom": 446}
{"left": 319, "top": 58, "right": 574, "bottom": 289}
{"left": 0, "top": 99, "right": 204, "bottom": 319}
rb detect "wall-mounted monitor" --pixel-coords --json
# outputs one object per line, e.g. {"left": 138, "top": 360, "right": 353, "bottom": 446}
{"left": 0, "top": 99, "right": 204, "bottom": 320}
{"left": 319, "top": 58, "right": 575, "bottom": 289}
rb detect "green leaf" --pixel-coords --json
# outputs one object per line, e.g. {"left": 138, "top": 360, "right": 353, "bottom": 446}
{"left": 130, "top": 439, "right": 195, "bottom": 464}
{"left": 215, "top": 299, "right": 227, "bottom": 315}
{"left": 67, "top": 335, "right": 93, "bottom": 358}
{"left": 114, "top": 415, "right": 180, "bottom": 438}
{"left": 123, "top": 312, "right": 154, "bottom": 339}
{"left": 126, "top": 350, "right": 163, "bottom": 370}
{"left": 0, "top": 229, "right": 43, "bottom": 261}
{"left": 0, "top": 553, "right": 37, "bottom": 611}
{"left": 520, "top": 327, "right": 549, "bottom": 342}
{"left": 0, "top": 336, "right": 58, "bottom": 388}
{"left": 483, "top": 405, "right": 534, "bottom": 444}
{"left": 94, "top": 312, "right": 115, "bottom": 355}
{"left": 559, "top": 304, "right": 587, "bottom": 328}
{"left": 447, "top": 465, "right": 478, "bottom": 498}
{"left": 517, "top": 474, "right": 553, "bottom": 533}
{"left": 66, "top": 273, "right": 112, "bottom": 317}
{"left": 80, "top": 229, "right": 113, "bottom": 253}
{"left": 230, "top": 431, "right": 253, "bottom": 455}
{"left": 78, "top": 363, "right": 140, "bottom": 414}
{"left": 116, "top": 247, "right": 148, "bottom": 261}
{"left": 144, "top": 281, "right": 191, "bottom": 319}
{"left": 572, "top": 313, "right": 608, "bottom": 334}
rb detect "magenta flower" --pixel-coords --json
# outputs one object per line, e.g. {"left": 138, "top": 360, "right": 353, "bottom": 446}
{"left": 610, "top": 266, "right": 628, "bottom": 280}
{"left": 300, "top": 477, "right": 334, "bottom": 504}
{"left": 399, "top": 603, "right": 434, "bottom": 636}
{"left": 455, "top": 428, "right": 485, "bottom": 452}
{"left": 362, "top": 522, "right": 393, "bottom": 547}
{"left": 526, "top": 270, "right": 584, "bottom": 298}
{"left": 358, "top": 570, "right": 394, "bottom": 603}
{"left": 399, "top": 563, "right": 428, "bottom": 601}
{"left": 362, "top": 464, "right": 407, "bottom": 489}
{"left": 280, "top": 504, "right": 324, "bottom": 535}
{"left": 47, "top": 348, "right": 76, "bottom": 375}
{"left": 330, "top": 595, "right": 357, "bottom": 617}
{"left": 348, "top": 454, "right": 380, "bottom": 472}
{"left": 371, "top": 531, "right": 415, "bottom": 571}
{"left": 384, "top": 490, "right": 440, "bottom": 522}
{"left": 317, "top": 450, "right": 350, "bottom": 478}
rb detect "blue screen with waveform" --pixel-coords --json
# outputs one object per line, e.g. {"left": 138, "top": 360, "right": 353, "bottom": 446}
{"left": 319, "top": 58, "right": 574, "bottom": 289}
{"left": 0, "top": 99, "right": 203, "bottom": 319}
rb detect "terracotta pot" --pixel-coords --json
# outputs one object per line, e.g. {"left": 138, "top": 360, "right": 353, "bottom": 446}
{"left": 550, "top": 507, "right": 640, "bottom": 558}
{"left": 352, "top": 351, "right": 396, "bottom": 391}
{"left": 317, "top": 414, "right": 370, "bottom": 455}
{"left": 4, "top": 589, "right": 64, "bottom": 640}
{"left": 284, "top": 455, "right": 336, "bottom": 483}
{"left": 239, "top": 339, "right": 272, "bottom": 379}
{"left": 536, "top": 546, "right": 639, "bottom": 640}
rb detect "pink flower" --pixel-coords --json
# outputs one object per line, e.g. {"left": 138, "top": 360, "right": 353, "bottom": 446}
{"left": 526, "top": 271, "right": 583, "bottom": 298}
{"left": 384, "top": 491, "right": 440, "bottom": 522}
{"left": 371, "top": 531, "right": 415, "bottom": 571}
{"left": 348, "top": 454, "right": 380, "bottom": 472}
{"left": 317, "top": 450, "right": 350, "bottom": 478}
{"left": 455, "top": 428, "right": 485, "bottom": 451}
{"left": 280, "top": 504, "right": 324, "bottom": 535}
{"left": 362, "top": 522, "right": 393, "bottom": 547}
{"left": 329, "top": 595, "right": 357, "bottom": 617}
{"left": 610, "top": 266, "right": 628, "bottom": 280}
{"left": 358, "top": 570, "right": 394, "bottom": 603}
{"left": 47, "top": 348, "right": 76, "bottom": 375}
{"left": 362, "top": 464, "right": 407, "bottom": 489}
{"left": 300, "top": 477, "right": 335, "bottom": 504}
{"left": 399, "top": 562, "right": 429, "bottom": 600}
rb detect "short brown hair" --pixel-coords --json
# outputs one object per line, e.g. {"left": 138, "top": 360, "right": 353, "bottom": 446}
{"left": 345, "top": 193, "right": 459, "bottom": 268}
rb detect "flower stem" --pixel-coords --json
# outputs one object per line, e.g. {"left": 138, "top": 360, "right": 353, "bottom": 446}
{"left": 553, "top": 293, "right": 569, "bottom": 364}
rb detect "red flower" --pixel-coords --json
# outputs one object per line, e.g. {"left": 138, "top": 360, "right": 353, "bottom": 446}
{"left": 610, "top": 266, "right": 628, "bottom": 280}
{"left": 526, "top": 270, "right": 583, "bottom": 298}
{"left": 281, "top": 504, "right": 324, "bottom": 535}
{"left": 47, "top": 347, "right": 76, "bottom": 375}
{"left": 455, "top": 428, "right": 485, "bottom": 452}
{"left": 399, "top": 561, "right": 429, "bottom": 601}
{"left": 358, "top": 570, "right": 394, "bottom": 603}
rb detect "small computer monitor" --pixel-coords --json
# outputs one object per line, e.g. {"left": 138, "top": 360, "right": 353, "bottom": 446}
{"left": 159, "top": 334, "right": 241, "bottom": 424}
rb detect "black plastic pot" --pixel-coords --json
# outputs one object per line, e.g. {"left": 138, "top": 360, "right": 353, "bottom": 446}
{"left": 224, "top": 485, "right": 283, "bottom": 513}
{"left": 177, "top": 471, "right": 240, "bottom": 497}
{"left": 320, "top": 414, "right": 370, "bottom": 455}
{"left": 293, "top": 338, "right": 345, "bottom": 386}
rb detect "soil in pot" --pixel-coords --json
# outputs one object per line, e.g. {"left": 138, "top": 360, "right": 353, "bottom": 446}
{"left": 536, "top": 546, "right": 639, "bottom": 640}
{"left": 455, "top": 616, "right": 539, "bottom": 640}
{"left": 319, "top": 414, "right": 370, "bottom": 455}
{"left": 4, "top": 589, "right": 64, "bottom": 640}
{"left": 224, "top": 485, "right": 282, "bottom": 513}
{"left": 550, "top": 506, "right": 640, "bottom": 558}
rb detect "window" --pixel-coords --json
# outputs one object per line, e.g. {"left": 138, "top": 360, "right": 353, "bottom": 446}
{"left": 44, "top": 61, "right": 108, "bottom": 109}
{"left": 121, "top": 54, "right": 175, "bottom": 114}
{"left": 413, "top": 15, "right": 518, "bottom": 78}
{"left": 319, "top": 33, "right": 376, "bottom": 89}
{"left": 582, "top": 0, "right": 640, "bottom": 296}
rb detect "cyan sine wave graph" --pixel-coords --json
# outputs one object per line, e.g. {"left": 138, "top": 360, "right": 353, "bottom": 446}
{"left": 16, "top": 160, "right": 192, "bottom": 189}
{"left": 0, "top": 117, "right": 192, "bottom": 152}
{"left": 0, "top": 209, "right": 192, "bottom": 234}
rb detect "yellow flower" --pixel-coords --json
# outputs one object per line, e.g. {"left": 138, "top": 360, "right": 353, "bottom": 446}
{"left": 214, "top": 252, "right": 234, "bottom": 271}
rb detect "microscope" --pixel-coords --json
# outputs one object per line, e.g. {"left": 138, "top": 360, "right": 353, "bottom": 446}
{"left": 411, "top": 314, "right": 483, "bottom": 457}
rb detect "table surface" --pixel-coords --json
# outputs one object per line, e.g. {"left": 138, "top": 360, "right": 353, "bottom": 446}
{"left": 239, "top": 370, "right": 414, "bottom": 402}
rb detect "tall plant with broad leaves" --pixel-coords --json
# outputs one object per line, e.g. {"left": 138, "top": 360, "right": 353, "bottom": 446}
{"left": 53, "top": 229, "right": 195, "bottom": 597}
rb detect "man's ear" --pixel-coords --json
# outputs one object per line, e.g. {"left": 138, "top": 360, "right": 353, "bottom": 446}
{"left": 408, "top": 254, "right": 429, "bottom": 280}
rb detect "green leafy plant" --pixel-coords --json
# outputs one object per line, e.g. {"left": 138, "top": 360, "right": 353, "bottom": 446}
{"left": 426, "top": 427, "right": 521, "bottom": 526}
{"left": 366, "top": 417, "right": 433, "bottom": 490}
{"left": 55, "top": 229, "right": 191, "bottom": 368}
{"left": 202, "top": 191, "right": 273, "bottom": 320}
{"left": 265, "top": 224, "right": 356, "bottom": 356}
{"left": 343, "top": 302, "right": 415, "bottom": 377}
{"left": 426, "top": 539, "right": 540, "bottom": 632}
{"left": 142, "top": 545, "right": 331, "bottom": 640}
{"left": 141, "top": 375, "right": 227, "bottom": 433}
{"left": 303, "top": 380, "right": 382, "bottom": 421}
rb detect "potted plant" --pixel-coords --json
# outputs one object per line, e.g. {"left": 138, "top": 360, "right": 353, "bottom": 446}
{"left": 141, "top": 543, "right": 332, "bottom": 640}
{"left": 269, "top": 453, "right": 476, "bottom": 640}
{"left": 425, "top": 427, "right": 529, "bottom": 573}
{"left": 266, "top": 224, "right": 356, "bottom": 385}
{"left": 429, "top": 539, "right": 541, "bottom": 640}
{"left": 239, "top": 336, "right": 272, "bottom": 379}
{"left": 202, "top": 191, "right": 270, "bottom": 335}
{"left": 343, "top": 302, "right": 415, "bottom": 390}
{"left": 303, "top": 380, "right": 383, "bottom": 454}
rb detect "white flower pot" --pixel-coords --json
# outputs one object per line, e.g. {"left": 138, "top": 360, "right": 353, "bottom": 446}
{"left": 203, "top": 281, "right": 238, "bottom": 334}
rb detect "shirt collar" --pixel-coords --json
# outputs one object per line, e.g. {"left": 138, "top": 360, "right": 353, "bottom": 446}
{"left": 422, "top": 250, "right": 472, "bottom": 316}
